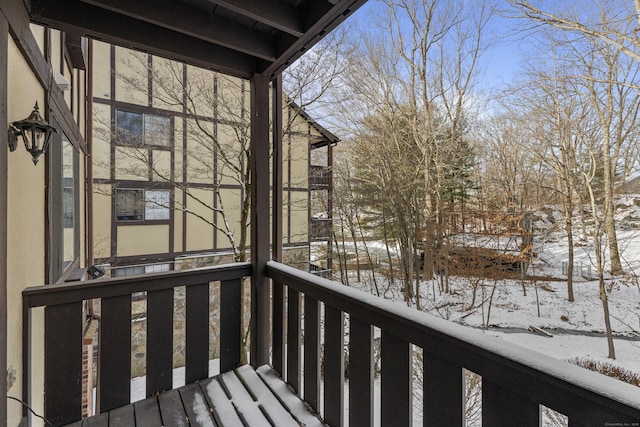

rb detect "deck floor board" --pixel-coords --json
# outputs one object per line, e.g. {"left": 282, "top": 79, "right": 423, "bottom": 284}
{"left": 64, "top": 365, "right": 323, "bottom": 426}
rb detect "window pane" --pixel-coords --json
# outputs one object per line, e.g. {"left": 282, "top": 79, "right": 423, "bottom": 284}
{"left": 145, "top": 263, "right": 171, "bottom": 274}
{"left": 113, "top": 265, "right": 145, "bottom": 277}
{"left": 145, "top": 190, "right": 170, "bottom": 220}
{"left": 62, "top": 138, "right": 77, "bottom": 270}
{"left": 63, "top": 178, "right": 74, "bottom": 228}
{"left": 144, "top": 115, "right": 172, "bottom": 146}
{"left": 116, "top": 110, "right": 143, "bottom": 146}
{"left": 116, "top": 189, "right": 144, "bottom": 220}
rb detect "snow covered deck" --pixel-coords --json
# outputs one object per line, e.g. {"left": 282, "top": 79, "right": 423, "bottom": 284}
{"left": 22, "top": 261, "right": 640, "bottom": 426}
{"left": 62, "top": 365, "right": 323, "bottom": 427}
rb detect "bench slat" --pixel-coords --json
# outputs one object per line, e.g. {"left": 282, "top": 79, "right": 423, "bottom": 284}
{"left": 133, "top": 396, "right": 162, "bottom": 427}
{"left": 201, "top": 376, "right": 244, "bottom": 426}
{"left": 218, "top": 369, "right": 270, "bottom": 425}
{"left": 256, "top": 365, "right": 324, "bottom": 427}
{"left": 235, "top": 365, "right": 298, "bottom": 427}
{"left": 179, "top": 382, "right": 217, "bottom": 427}
{"left": 109, "top": 404, "right": 135, "bottom": 425}
{"left": 62, "top": 365, "right": 323, "bottom": 427}
{"left": 158, "top": 388, "right": 189, "bottom": 427}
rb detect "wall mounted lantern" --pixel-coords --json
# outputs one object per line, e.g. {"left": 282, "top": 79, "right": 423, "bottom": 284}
{"left": 8, "top": 102, "right": 57, "bottom": 165}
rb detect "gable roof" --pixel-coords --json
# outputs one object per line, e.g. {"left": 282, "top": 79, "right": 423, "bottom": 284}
{"left": 288, "top": 100, "right": 339, "bottom": 148}
{"left": 29, "top": 0, "right": 367, "bottom": 80}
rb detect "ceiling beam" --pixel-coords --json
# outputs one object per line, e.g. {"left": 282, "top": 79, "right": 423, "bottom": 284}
{"left": 209, "top": 0, "right": 304, "bottom": 37}
{"left": 82, "top": 0, "right": 278, "bottom": 61}
{"left": 30, "top": 0, "right": 267, "bottom": 78}
{"left": 263, "top": 0, "right": 367, "bottom": 78}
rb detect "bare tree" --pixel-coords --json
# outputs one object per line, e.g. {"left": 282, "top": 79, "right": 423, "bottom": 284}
{"left": 507, "top": 1, "right": 640, "bottom": 65}
{"left": 581, "top": 145, "right": 616, "bottom": 359}
{"left": 507, "top": 0, "right": 640, "bottom": 275}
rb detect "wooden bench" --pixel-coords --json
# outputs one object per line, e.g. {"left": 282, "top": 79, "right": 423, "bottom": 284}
{"left": 64, "top": 365, "right": 324, "bottom": 426}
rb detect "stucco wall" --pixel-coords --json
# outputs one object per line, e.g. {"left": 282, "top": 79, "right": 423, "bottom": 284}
{"left": 7, "top": 36, "right": 46, "bottom": 427}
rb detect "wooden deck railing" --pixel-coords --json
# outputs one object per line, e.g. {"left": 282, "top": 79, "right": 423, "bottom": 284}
{"left": 23, "top": 260, "right": 640, "bottom": 426}
{"left": 22, "top": 263, "right": 251, "bottom": 427}
{"left": 267, "top": 261, "right": 640, "bottom": 427}
{"left": 309, "top": 165, "right": 331, "bottom": 189}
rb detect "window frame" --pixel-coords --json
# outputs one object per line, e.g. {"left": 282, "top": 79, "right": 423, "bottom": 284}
{"left": 115, "top": 108, "right": 173, "bottom": 148}
{"left": 48, "top": 118, "right": 81, "bottom": 283}
{"left": 115, "top": 188, "right": 172, "bottom": 222}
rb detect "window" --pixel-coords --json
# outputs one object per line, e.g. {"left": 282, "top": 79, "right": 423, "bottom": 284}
{"left": 116, "top": 110, "right": 171, "bottom": 147}
{"left": 49, "top": 121, "right": 80, "bottom": 282}
{"left": 144, "top": 115, "right": 171, "bottom": 146}
{"left": 116, "top": 189, "right": 170, "bottom": 221}
{"left": 113, "top": 263, "right": 171, "bottom": 277}
{"left": 145, "top": 190, "right": 171, "bottom": 220}
{"left": 63, "top": 177, "right": 74, "bottom": 228}
{"left": 62, "top": 138, "right": 79, "bottom": 271}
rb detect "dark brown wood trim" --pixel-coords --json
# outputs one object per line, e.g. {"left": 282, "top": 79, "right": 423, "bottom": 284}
{"left": 306, "top": 123, "right": 311, "bottom": 251}
{"left": 181, "top": 64, "right": 188, "bottom": 253}
{"left": 2, "top": 1, "right": 85, "bottom": 152}
{"left": 93, "top": 96, "right": 242, "bottom": 128}
{"left": 109, "top": 44, "right": 117, "bottom": 259}
{"left": 327, "top": 142, "right": 334, "bottom": 270}
{"left": 30, "top": 0, "right": 264, "bottom": 80}
{"left": 249, "top": 73, "right": 270, "bottom": 367}
{"left": 0, "top": 10, "right": 8, "bottom": 426}
{"left": 24, "top": 262, "right": 251, "bottom": 306}
{"left": 87, "top": 39, "right": 95, "bottom": 266}
{"left": 272, "top": 74, "right": 282, "bottom": 262}
{"left": 287, "top": 108, "right": 292, "bottom": 244}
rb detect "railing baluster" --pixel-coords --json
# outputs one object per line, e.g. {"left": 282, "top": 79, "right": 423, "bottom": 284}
{"left": 304, "top": 295, "right": 320, "bottom": 412}
{"left": 146, "top": 288, "right": 174, "bottom": 396}
{"left": 324, "top": 306, "right": 344, "bottom": 426}
{"left": 45, "top": 302, "right": 83, "bottom": 426}
{"left": 381, "top": 331, "right": 411, "bottom": 426}
{"left": 272, "top": 280, "right": 285, "bottom": 376}
{"left": 286, "top": 287, "right": 301, "bottom": 392}
{"left": 483, "top": 378, "right": 539, "bottom": 426}
{"left": 185, "top": 283, "right": 210, "bottom": 383}
{"left": 99, "top": 295, "right": 132, "bottom": 412}
{"left": 220, "top": 278, "right": 242, "bottom": 371}
{"left": 349, "top": 316, "right": 373, "bottom": 427}
{"left": 423, "top": 351, "right": 463, "bottom": 425}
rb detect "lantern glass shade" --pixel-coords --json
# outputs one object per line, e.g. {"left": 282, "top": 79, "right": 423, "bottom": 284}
{"left": 10, "top": 102, "right": 57, "bottom": 165}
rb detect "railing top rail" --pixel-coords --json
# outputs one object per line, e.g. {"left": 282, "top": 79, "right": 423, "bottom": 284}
{"left": 24, "top": 262, "right": 252, "bottom": 308}
{"left": 266, "top": 260, "right": 640, "bottom": 421}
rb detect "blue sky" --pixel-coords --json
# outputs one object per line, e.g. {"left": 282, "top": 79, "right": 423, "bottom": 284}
{"left": 347, "top": 1, "right": 527, "bottom": 90}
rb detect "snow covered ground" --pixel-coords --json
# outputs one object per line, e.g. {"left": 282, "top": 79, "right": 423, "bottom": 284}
{"left": 346, "top": 198, "right": 640, "bottom": 378}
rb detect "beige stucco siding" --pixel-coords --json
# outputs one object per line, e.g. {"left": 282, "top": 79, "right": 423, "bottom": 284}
{"left": 93, "top": 184, "right": 112, "bottom": 260}
{"left": 289, "top": 191, "right": 308, "bottom": 243}
{"left": 117, "top": 225, "right": 169, "bottom": 257}
{"left": 30, "top": 24, "right": 45, "bottom": 56}
{"left": 216, "top": 188, "right": 242, "bottom": 251}
{"left": 152, "top": 57, "right": 183, "bottom": 113}
{"left": 185, "top": 118, "right": 214, "bottom": 184}
{"left": 186, "top": 188, "right": 214, "bottom": 251}
{"left": 92, "top": 40, "right": 111, "bottom": 100}
{"left": 186, "top": 65, "right": 214, "bottom": 118}
{"left": 173, "top": 188, "right": 183, "bottom": 253}
{"left": 217, "top": 75, "right": 244, "bottom": 123}
{"left": 290, "top": 134, "right": 309, "bottom": 188}
{"left": 115, "top": 46, "right": 147, "bottom": 105}
{"left": 217, "top": 123, "right": 244, "bottom": 186}
{"left": 7, "top": 36, "right": 47, "bottom": 427}
{"left": 115, "top": 146, "right": 149, "bottom": 181}
{"left": 92, "top": 103, "right": 112, "bottom": 180}
{"left": 152, "top": 150, "right": 172, "bottom": 181}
